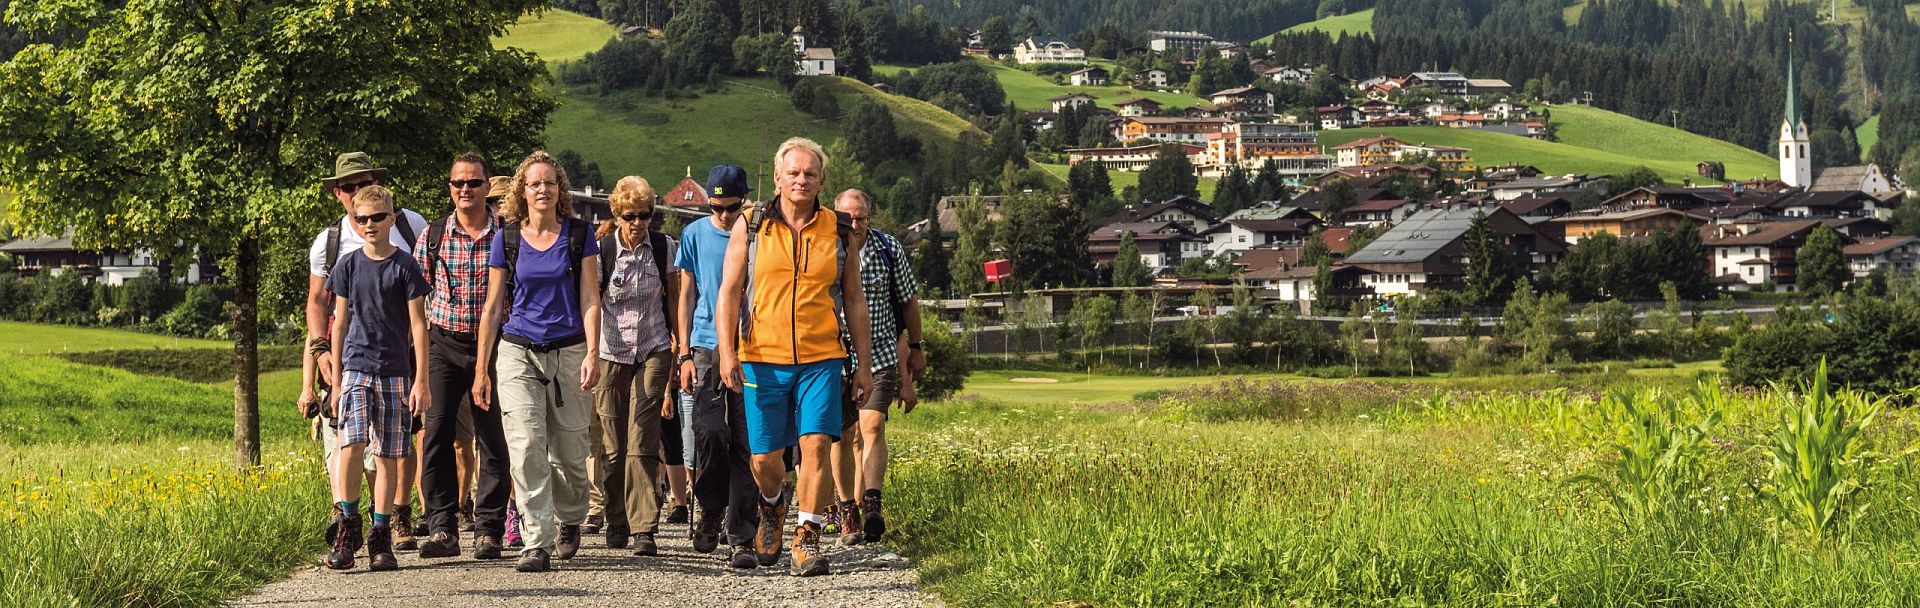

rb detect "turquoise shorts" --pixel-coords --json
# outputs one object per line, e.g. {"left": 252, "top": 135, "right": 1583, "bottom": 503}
{"left": 741, "top": 359, "right": 844, "bottom": 454}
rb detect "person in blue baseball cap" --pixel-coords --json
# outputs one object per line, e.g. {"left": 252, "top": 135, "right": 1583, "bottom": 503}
{"left": 670, "top": 164, "right": 763, "bottom": 568}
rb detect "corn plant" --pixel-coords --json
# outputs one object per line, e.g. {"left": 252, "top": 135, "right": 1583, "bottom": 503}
{"left": 1756, "top": 360, "right": 1888, "bottom": 541}
{"left": 1575, "top": 389, "right": 1719, "bottom": 530}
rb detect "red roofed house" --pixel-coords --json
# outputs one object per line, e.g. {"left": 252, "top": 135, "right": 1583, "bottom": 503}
{"left": 1845, "top": 236, "right": 1920, "bottom": 279}
{"left": 661, "top": 168, "right": 710, "bottom": 210}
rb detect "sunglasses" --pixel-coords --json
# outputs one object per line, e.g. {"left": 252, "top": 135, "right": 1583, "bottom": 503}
{"left": 338, "top": 180, "right": 380, "bottom": 195}
{"left": 621, "top": 211, "right": 654, "bottom": 222}
{"left": 709, "top": 202, "right": 744, "bottom": 213}
{"left": 352, "top": 212, "right": 392, "bottom": 226}
{"left": 448, "top": 178, "right": 487, "bottom": 190}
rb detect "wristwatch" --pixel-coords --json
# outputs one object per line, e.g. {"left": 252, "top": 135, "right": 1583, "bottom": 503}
{"left": 908, "top": 341, "right": 925, "bottom": 350}
{"left": 677, "top": 353, "right": 695, "bottom": 364}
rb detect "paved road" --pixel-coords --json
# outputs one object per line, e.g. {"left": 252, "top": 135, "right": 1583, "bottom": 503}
{"left": 232, "top": 523, "right": 934, "bottom": 608}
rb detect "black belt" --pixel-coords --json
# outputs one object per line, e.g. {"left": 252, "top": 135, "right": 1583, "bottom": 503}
{"left": 502, "top": 332, "right": 586, "bottom": 353}
{"left": 431, "top": 325, "right": 476, "bottom": 342}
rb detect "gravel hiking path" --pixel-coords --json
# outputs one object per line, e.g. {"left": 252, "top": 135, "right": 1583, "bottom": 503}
{"left": 232, "top": 519, "right": 935, "bottom": 608}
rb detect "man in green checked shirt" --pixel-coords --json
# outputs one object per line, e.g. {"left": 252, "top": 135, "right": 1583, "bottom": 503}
{"left": 826, "top": 188, "right": 926, "bottom": 546}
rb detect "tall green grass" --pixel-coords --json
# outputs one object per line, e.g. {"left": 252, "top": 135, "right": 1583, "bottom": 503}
{"left": 887, "top": 378, "right": 1920, "bottom": 606}
{"left": 0, "top": 441, "right": 328, "bottom": 608}
{"left": 0, "top": 356, "right": 307, "bottom": 444}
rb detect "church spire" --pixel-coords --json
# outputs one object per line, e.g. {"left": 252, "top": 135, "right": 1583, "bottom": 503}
{"left": 1784, "top": 30, "right": 1800, "bottom": 131}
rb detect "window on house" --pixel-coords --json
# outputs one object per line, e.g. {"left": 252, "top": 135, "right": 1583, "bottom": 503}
{"left": 1747, "top": 267, "right": 1754, "bottom": 277}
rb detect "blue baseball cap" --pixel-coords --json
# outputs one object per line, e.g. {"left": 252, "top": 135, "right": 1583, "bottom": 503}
{"left": 705, "top": 165, "right": 752, "bottom": 199}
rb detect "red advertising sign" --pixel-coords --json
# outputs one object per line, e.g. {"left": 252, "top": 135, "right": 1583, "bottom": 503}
{"left": 984, "top": 259, "right": 1011, "bottom": 283}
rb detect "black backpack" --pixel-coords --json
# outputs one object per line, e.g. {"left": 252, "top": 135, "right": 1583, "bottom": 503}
{"left": 500, "top": 217, "right": 591, "bottom": 312}
{"left": 324, "top": 209, "right": 419, "bottom": 276}
{"left": 599, "top": 230, "right": 674, "bottom": 322}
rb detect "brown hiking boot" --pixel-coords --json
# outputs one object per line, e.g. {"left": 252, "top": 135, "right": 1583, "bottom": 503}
{"left": 837, "top": 499, "right": 864, "bottom": 546}
{"left": 555, "top": 524, "right": 581, "bottom": 560}
{"left": 473, "top": 535, "right": 503, "bottom": 560}
{"left": 754, "top": 499, "right": 787, "bottom": 567}
{"left": 418, "top": 531, "right": 459, "bottom": 558}
{"left": 367, "top": 525, "right": 399, "bottom": 572}
{"left": 860, "top": 490, "right": 886, "bottom": 543}
{"left": 324, "top": 511, "right": 361, "bottom": 570}
{"left": 393, "top": 506, "right": 418, "bottom": 551}
{"left": 789, "top": 521, "right": 830, "bottom": 577}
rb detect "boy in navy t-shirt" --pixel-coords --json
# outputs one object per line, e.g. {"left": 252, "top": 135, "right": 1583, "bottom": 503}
{"left": 325, "top": 185, "right": 432, "bottom": 572}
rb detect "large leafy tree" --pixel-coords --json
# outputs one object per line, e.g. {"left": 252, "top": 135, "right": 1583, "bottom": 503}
{"left": 0, "top": 0, "right": 553, "bottom": 467}
{"left": 1463, "top": 210, "right": 1521, "bottom": 306}
{"left": 1138, "top": 144, "right": 1199, "bottom": 203}
{"left": 997, "top": 191, "right": 1091, "bottom": 291}
{"left": 1111, "top": 232, "right": 1150, "bottom": 287}
{"left": 1796, "top": 224, "right": 1848, "bottom": 296}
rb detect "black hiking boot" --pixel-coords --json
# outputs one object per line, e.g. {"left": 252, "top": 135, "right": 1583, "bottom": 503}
{"left": 632, "top": 532, "right": 658, "bottom": 556}
{"left": 692, "top": 508, "right": 723, "bottom": 554}
{"left": 418, "top": 531, "right": 460, "bottom": 558}
{"left": 367, "top": 525, "right": 399, "bottom": 572}
{"left": 861, "top": 489, "right": 887, "bottom": 543}
{"left": 324, "top": 511, "right": 362, "bottom": 570}
{"left": 473, "top": 535, "right": 503, "bottom": 560}
{"left": 516, "top": 548, "right": 550, "bottom": 572}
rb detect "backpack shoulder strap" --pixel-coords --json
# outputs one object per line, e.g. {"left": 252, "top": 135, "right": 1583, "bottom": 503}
{"left": 502, "top": 224, "right": 522, "bottom": 306}
{"left": 650, "top": 230, "right": 672, "bottom": 320}
{"left": 427, "top": 215, "right": 450, "bottom": 284}
{"left": 324, "top": 222, "right": 342, "bottom": 278}
{"left": 740, "top": 204, "right": 769, "bottom": 341}
{"left": 598, "top": 233, "right": 619, "bottom": 293}
{"left": 395, "top": 208, "right": 419, "bottom": 250}
{"left": 567, "top": 217, "right": 589, "bottom": 295}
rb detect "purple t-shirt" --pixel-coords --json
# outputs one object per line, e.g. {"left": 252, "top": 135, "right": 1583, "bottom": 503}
{"left": 489, "top": 224, "right": 601, "bottom": 344}
{"left": 328, "top": 249, "right": 431, "bottom": 377}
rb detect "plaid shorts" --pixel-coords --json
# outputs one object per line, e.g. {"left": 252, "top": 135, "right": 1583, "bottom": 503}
{"left": 337, "top": 370, "right": 414, "bottom": 458}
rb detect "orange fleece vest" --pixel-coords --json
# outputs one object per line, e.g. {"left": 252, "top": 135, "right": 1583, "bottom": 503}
{"left": 740, "top": 203, "right": 848, "bottom": 365}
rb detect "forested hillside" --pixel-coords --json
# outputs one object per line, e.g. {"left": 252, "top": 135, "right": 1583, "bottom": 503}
{"left": 1275, "top": 0, "right": 1920, "bottom": 170}
{"left": 886, "top": 0, "right": 1371, "bottom": 44}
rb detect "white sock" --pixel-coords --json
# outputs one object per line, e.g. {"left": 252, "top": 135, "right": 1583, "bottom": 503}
{"left": 798, "top": 511, "right": 824, "bottom": 526}
{"left": 762, "top": 493, "right": 781, "bottom": 506}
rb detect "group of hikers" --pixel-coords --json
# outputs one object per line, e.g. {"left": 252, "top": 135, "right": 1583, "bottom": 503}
{"left": 295, "top": 137, "right": 926, "bottom": 577}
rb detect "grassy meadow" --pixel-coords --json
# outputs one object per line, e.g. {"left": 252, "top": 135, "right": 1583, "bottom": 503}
{"left": 493, "top": 8, "right": 617, "bottom": 62}
{"left": 1, "top": 325, "right": 326, "bottom": 608}
{"left": 969, "top": 60, "right": 1209, "bottom": 113}
{"left": 1035, "top": 162, "right": 1219, "bottom": 200}
{"left": 1258, "top": 8, "right": 1377, "bottom": 43}
{"left": 891, "top": 371, "right": 1920, "bottom": 607}
{"left": 1858, "top": 113, "right": 1880, "bottom": 161}
{"left": 1319, "top": 104, "right": 1778, "bottom": 183}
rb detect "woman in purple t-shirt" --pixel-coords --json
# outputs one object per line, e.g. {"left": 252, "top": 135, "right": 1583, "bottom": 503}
{"left": 471, "top": 151, "right": 602, "bottom": 573}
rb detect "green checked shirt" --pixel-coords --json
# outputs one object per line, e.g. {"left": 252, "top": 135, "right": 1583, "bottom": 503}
{"left": 842, "top": 228, "right": 915, "bottom": 373}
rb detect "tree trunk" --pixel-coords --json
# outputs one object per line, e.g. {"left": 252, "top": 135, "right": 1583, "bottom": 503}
{"left": 232, "top": 234, "right": 261, "bottom": 468}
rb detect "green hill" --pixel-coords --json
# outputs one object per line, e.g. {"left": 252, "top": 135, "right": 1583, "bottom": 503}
{"left": 500, "top": 11, "right": 991, "bottom": 196}
{"left": 1319, "top": 104, "right": 1776, "bottom": 183}
{"left": 494, "top": 9, "right": 616, "bottom": 62}
{"left": 1257, "top": 8, "right": 1374, "bottom": 44}
{"left": 1858, "top": 114, "right": 1880, "bottom": 162}
{"left": 951, "top": 60, "right": 1208, "bottom": 113}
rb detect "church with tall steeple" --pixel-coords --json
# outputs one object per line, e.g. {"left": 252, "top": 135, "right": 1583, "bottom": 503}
{"left": 1778, "top": 31, "right": 1812, "bottom": 189}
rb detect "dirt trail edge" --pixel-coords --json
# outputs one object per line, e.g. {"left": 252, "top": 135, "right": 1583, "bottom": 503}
{"left": 232, "top": 523, "right": 936, "bottom": 608}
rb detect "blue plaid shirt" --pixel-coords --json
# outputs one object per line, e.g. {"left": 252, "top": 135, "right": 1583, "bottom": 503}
{"left": 842, "top": 229, "right": 915, "bottom": 373}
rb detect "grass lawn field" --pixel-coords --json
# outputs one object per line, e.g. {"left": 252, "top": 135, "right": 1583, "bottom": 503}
{"left": 1320, "top": 104, "right": 1776, "bottom": 183}
{"left": 1859, "top": 114, "right": 1880, "bottom": 161}
{"left": 892, "top": 370, "right": 1920, "bottom": 606}
{"left": 493, "top": 8, "right": 616, "bottom": 62}
{"left": 0, "top": 320, "right": 227, "bottom": 354}
{"left": 1257, "top": 8, "right": 1376, "bottom": 43}
{"left": 540, "top": 77, "right": 842, "bottom": 192}
{"left": 1, "top": 323, "right": 326, "bottom": 607}
{"left": 972, "top": 61, "right": 1208, "bottom": 113}
{"left": 1035, "top": 162, "right": 1219, "bottom": 200}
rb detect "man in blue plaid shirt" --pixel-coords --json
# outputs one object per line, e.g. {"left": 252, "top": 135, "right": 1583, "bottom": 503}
{"left": 828, "top": 189, "right": 926, "bottom": 546}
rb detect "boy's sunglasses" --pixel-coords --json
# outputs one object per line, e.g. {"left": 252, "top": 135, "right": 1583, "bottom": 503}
{"left": 353, "top": 212, "right": 392, "bottom": 226}
{"left": 709, "top": 202, "right": 744, "bottom": 213}
{"left": 622, "top": 211, "right": 654, "bottom": 222}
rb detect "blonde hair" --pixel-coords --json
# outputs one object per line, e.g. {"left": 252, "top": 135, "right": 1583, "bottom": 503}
{"left": 774, "top": 137, "right": 829, "bottom": 174}
{"left": 501, "top": 150, "right": 573, "bottom": 225}
{"left": 351, "top": 184, "right": 396, "bottom": 212}
{"left": 599, "top": 176, "right": 656, "bottom": 239}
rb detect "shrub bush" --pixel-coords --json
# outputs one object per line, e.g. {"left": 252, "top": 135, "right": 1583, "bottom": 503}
{"left": 59, "top": 346, "right": 302, "bottom": 383}
{"left": 31, "top": 271, "right": 92, "bottom": 324}
{"left": 159, "top": 284, "right": 227, "bottom": 338}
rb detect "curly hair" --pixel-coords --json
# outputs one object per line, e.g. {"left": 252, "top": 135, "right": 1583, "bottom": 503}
{"left": 598, "top": 176, "right": 656, "bottom": 239}
{"left": 501, "top": 150, "right": 572, "bottom": 225}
